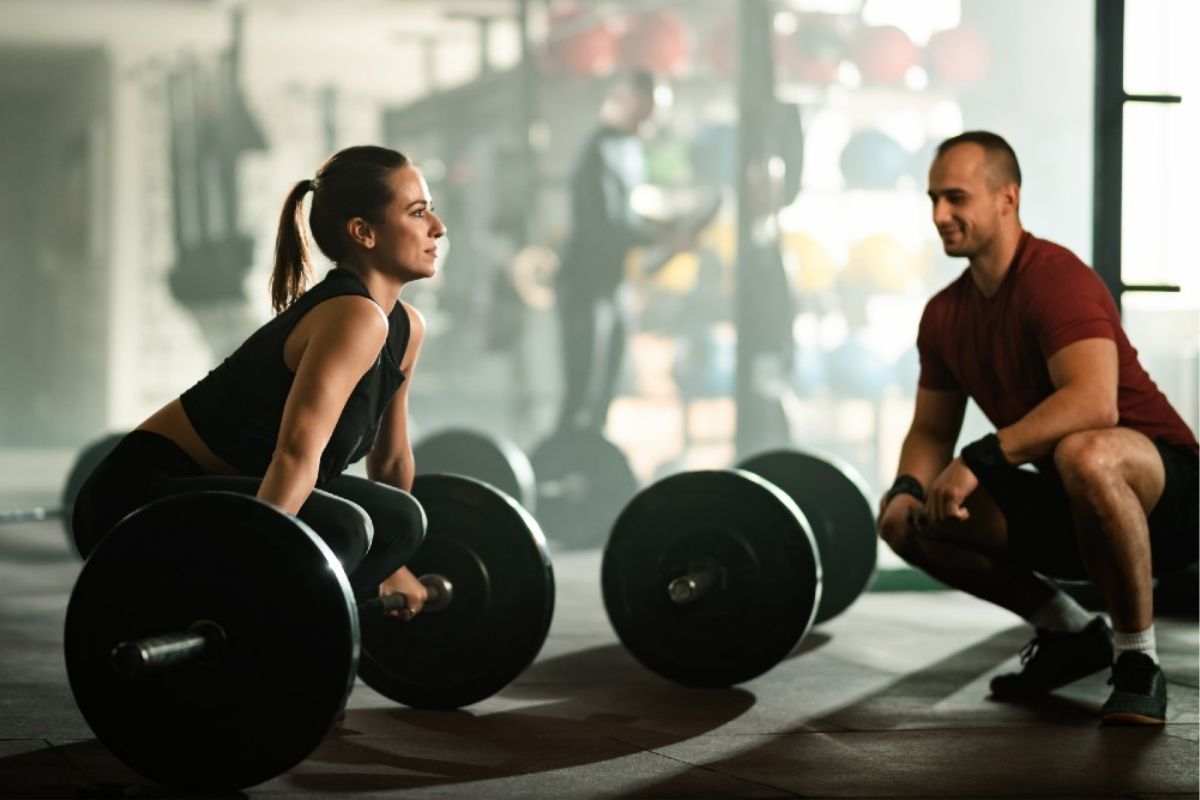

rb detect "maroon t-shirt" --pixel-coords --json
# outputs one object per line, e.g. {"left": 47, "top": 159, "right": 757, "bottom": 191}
{"left": 917, "top": 232, "right": 1198, "bottom": 470}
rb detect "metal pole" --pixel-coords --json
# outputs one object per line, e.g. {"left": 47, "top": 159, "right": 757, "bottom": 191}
{"left": 734, "top": 0, "right": 784, "bottom": 457}
{"left": 1092, "top": 0, "right": 1125, "bottom": 307}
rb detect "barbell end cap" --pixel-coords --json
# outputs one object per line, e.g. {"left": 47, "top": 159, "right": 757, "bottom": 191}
{"left": 668, "top": 577, "right": 698, "bottom": 604}
{"left": 111, "top": 641, "right": 151, "bottom": 679}
{"left": 421, "top": 573, "right": 454, "bottom": 613}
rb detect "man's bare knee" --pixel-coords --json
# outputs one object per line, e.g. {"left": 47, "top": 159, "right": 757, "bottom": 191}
{"left": 1055, "top": 428, "right": 1165, "bottom": 516}
{"left": 1054, "top": 430, "right": 1117, "bottom": 494}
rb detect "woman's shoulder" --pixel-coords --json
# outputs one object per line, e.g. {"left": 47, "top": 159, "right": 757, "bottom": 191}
{"left": 305, "top": 293, "right": 390, "bottom": 345}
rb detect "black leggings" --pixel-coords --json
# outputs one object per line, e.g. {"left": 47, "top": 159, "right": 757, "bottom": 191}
{"left": 72, "top": 431, "right": 425, "bottom": 600}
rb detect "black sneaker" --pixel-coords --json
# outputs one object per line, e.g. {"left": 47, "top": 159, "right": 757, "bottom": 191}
{"left": 990, "top": 617, "right": 1113, "bottom": 698}
{"left": 1101, "top": 651, "right": 1167, "bottom": 725}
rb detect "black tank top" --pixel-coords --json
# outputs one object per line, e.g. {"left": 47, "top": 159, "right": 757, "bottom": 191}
{"left": 180, "top": 269, "right": 411, "bottom": 486}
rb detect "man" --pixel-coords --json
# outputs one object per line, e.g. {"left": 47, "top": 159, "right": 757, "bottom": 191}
{"left": 878, "top": 131, "right": 1198, "bottom": 724}
{"left": 554, "top": 70, "right": 687, "bottom": 433}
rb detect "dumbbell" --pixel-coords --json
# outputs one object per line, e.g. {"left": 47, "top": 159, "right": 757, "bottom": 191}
{"left": 414, "top": 426, "right": 638, "bottom": 550}
{"left": 0, "top": 431, "right": 125, "bottom": 548}
{"left": 65, "top": 474, "right": 554, "bottom": 790}
{"left": 601, "top": 448, "right": 877, "bottom": 688}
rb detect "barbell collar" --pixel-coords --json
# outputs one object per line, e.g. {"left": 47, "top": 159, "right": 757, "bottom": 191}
{"left": 420, "top": 573, "right": 453, "bottom": 612}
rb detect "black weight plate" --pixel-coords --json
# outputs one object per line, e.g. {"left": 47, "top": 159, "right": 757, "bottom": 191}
{"left": 414, "top": 429, "right": 537, "bottom": 512}
{"left": 602, "top": 470, "right": 821, "bottom": 687}
{"left": 530, "top": 428, "right": 638, "bottom": 550}
{"left": 358, "top": 474, "right": 554, "bottom": 709}
{"left": 738, "top": 449, "right": 877, "bottom": 624}
{"left": 62, "top": 431, "right": 126, "bottom": 550}
{"left": 64, "top": 491, "right": 357, "bottom": 790}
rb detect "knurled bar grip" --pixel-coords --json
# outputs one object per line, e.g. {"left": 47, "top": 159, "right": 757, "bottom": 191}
{"left": 111, "top": 575, "right": 454, "bottom": 678}
{"left": 111, "top": 621, "right": 225, "bottom": 679}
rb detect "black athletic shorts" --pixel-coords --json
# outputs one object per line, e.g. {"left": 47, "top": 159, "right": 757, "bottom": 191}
{"left": 991, "top": 439, "right": 1199, "bottom": 580}
{"left": 72, "top": 430, "right": 425, "bottom": 599}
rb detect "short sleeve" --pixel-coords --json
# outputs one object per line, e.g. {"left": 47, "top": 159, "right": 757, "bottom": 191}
{"left": 916, "top": 299, "right": 960, "bottom": 391}
{"left": 1024, "top": 259, "right": 1116, "bottom": 359}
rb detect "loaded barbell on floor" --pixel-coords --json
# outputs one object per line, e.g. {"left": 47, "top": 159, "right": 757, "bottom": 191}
{"left": 65, "top": 474, "right": 555, "bottom": 790}
{"left": 413, "top": 427, "right": 638, "bottom": 550}
{"left": 358, "top": 473, "right": 556, "bottom": 710}
{"left": 601, "top": 448, "right": 877, "bottom": 688}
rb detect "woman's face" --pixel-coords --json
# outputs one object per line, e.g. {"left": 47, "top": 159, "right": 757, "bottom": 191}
{"left": 369, "top": 165, "right": 446, "bottom": 280}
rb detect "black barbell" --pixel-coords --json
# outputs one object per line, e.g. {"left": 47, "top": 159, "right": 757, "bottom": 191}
{"left": 65, "top": 473, "right": 555, "bottom": 790}
{"left": 602, "top": 448, "right": 877, "bottom": 687}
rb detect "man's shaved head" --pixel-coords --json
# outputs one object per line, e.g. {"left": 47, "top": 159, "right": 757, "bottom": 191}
{"left": 935, "top": 130, "right": 1022, "bottom": 190}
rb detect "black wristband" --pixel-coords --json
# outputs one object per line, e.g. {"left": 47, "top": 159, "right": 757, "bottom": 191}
{"left": 884, "top": 474, "right": 926, "bottom": 506}
{"left": 960, "top": 433, "right": 1013, "bottom": 481}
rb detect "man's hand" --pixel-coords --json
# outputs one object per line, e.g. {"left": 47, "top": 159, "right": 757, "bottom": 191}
{"left": 877, "top": 493, "right": 924, "bottom": 554}
{"left": 378, "top": 566, "right": 427, "bottom": 621}
{"left": 925, "top": 457, "right": 978, "bottom": 525}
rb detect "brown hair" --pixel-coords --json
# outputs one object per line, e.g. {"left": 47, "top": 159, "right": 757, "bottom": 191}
{"left": 270, "top": 145, "right": 411, "bottom": 312}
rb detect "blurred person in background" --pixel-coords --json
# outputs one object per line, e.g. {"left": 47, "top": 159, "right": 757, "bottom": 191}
{"left": 555, "top": 69, "right": 697, "bottom": 434}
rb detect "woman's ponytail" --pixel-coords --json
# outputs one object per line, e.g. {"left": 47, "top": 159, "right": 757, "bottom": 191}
{"left": 269, "top": 179, "right": 315, "bottom": 313}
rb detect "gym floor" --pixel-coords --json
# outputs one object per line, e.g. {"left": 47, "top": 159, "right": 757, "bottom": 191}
{"left": 1, "top": 515, "right": 1196, "bottom": 799}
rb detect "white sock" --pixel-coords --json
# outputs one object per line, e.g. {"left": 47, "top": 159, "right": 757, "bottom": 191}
{"left": 1028, "top": 591, "right": 1095, "bottom": 633}
{"left": 1114, "top": 627, "right": 1158, "bottom": 664}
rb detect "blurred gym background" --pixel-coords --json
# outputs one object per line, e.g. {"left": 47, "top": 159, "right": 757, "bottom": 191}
{"left": 0, "top": 0, "right": 1195, "bottom": 554}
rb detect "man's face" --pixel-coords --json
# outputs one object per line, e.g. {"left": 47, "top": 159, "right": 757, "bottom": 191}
{"left": 927, "top": 143, "right": 1015, "bottom": 259}
{"left": 631, "top": 84, "right": 671, "bottom": 137}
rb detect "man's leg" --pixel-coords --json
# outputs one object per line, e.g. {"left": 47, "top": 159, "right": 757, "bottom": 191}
{"left": 594, "top": 293, "right": 627, "bottom": 435}
{"left": 883, "top": 484, "right": 1112, "bottom": 697}
{"left": 555, "top": 292, "right": 599, "bottom": 432}
{"left": 1053, "top": 428, "right": 1163, "bottom": 637}
{"left": 886, "top": 488, "right": 1058, "bottom": 619}
{"left": 1053, "top": 428, "right": 1171, "bottom": 724}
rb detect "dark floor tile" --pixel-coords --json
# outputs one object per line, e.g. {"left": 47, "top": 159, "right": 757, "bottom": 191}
{"left": 642, "top": 726, "right": 1198, "bottom": 798}
{"left": 0, "top": 739, "right": 87, "bottom": 799}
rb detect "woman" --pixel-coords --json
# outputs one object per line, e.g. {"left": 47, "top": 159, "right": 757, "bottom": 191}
{"left": 74, "top": 145, "right": 443, "bottom": 619}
